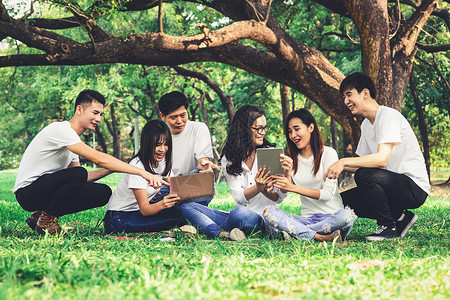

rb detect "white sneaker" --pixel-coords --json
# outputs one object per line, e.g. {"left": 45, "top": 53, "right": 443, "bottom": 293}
{"left": 281, "top": 231, "right": 292, "bottom": 240}
{"left": 179, "top": 225, "right": 197, "bottom": 235}
{"left": 229, "top": 228, "right": 246, "bottom": 242}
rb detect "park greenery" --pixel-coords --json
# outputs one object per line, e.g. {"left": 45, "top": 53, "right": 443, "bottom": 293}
{"left": 0, "top": 0, "right": 449, "bottom": 172}
{"left": 0, "top": 169, "right": 449, "bottom": 299}
{"left": 0, "top": 1, "right": 449, "bottom": 297}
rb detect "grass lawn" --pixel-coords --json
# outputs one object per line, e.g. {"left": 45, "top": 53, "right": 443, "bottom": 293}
{"left": 0, "top": 169, "right": 449, "bottom": 299}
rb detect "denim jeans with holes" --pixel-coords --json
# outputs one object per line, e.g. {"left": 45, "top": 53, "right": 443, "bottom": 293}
{"left": 263, "top": 206, "right": 357, "bottom": 240}
{"left": 180, "top": 202, "right": 263, "bottom": 237}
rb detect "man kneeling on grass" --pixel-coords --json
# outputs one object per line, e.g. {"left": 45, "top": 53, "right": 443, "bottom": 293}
{"left": 13, "top": 90, "right": 164, "bottom": 236}
{"left": 325, "top": 73, "right": 430, "bottom": 241}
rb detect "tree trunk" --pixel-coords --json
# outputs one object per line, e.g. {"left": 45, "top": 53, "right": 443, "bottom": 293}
{"left": 280, "top": 84, "right": 290, "bottom": 128}
{"left": 95, "top": 126, "right": 108, "bottom": 153}
{"left": 197, "top": 94, "right": 210, "bottom": 130}
{"left": 409, "top": 67, "right": 431, "bottom": 179}
{"left": 104, "top": 104, "right": 121, "bottom": 159}
{"left": 330, "top": 117, "right": 339, "bottom": 153}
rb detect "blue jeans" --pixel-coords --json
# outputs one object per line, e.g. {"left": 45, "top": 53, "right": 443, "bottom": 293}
{"left": 263, "top": 207, "right": 357, "bottom": 240}
{"left": 180, "top": 202, "right": 263, "bottom": 237}
{"left": 103, "top": 206, "right": 184, "bottom": 234}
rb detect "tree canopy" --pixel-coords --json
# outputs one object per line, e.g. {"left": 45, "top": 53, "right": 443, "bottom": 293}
{"left": 0, "top": 0, "right": 449, "bottom": 173}
{"left": 1, "top": 0, "right": 448, "bottom": 146}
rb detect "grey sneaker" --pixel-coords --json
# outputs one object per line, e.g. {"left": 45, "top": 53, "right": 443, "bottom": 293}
{"left": 229, "top": 228, "right": 246, "bottom": 242}
{"left": 179, "top": 225, "right": 197, "bottom": 235}
{"left": 331, "top": 230, "right": 342, "bottom": 243}
{"left": 396, "top": 210, "right": 418, "bottom": 238}
{"left": 281, "top": 231, "right": 292, "bottom": 240}
{"left": 365, "top": 225, "right": 398, "bottom": 241}
{"left": 341, "top": 222, "right": 354, "bottom": 241}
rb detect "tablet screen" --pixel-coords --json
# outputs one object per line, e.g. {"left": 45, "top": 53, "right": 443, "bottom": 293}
{"left": 256, "top": 148, "right": 284, "bottom": 176}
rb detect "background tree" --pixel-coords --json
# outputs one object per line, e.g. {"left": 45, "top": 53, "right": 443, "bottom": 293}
{"left": 0, "top": 0, "right": 448, "bottom": 172}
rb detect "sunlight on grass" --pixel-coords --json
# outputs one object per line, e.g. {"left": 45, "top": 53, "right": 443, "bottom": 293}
{"left": 0, "top": 168, "right": 449, "bottom": 299}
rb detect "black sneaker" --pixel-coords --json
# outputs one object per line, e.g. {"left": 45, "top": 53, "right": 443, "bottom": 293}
{"left": 396, "top": 210, "right": 418, "bottom": 238}
{"left": 365, "top": 225, "right": 398, "bottom": 241}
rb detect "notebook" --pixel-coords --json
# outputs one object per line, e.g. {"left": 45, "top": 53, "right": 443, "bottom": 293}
{"left": 169, "top": 172, "right": 215, "bottom": 201}
{"left": 256, "top": 148, "right": 284, "bottom": 176}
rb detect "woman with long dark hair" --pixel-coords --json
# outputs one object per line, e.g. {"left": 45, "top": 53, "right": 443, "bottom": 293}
{"left": 103, "top": 119, "right": 184, "bottom": 234}
{"left": 264, "top": 109, "right": 356, "bottom": 241}
{"left": 220, "top": 105, "right": 288, "bottom": 236}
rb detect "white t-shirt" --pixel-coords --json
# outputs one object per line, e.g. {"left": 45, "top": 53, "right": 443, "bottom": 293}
{"left": 356, "top": 106, "right": 430, "bottom": 194}
{"left": 291, "top": 146, "right": 344, "bottom": 217}
{"left": 171, "top": 121, "right": 213, "bottom": 176}
{"left": 13, "top": 121, "right": 81, "bottom": 192}
{"left": 106, "top": 157, "right": 169, "bottom": 212}
{"left": 221, "top": 154, "right": 288, "bottom": 215}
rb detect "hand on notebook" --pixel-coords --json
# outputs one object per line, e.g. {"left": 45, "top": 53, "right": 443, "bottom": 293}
{"left": 160, "top": 193, "right": 181, "bottom": 208}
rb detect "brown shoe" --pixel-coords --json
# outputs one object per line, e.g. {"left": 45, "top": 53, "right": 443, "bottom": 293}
{"left": 26, "top": 211, "right": 41, "bottom": 231}
{"left": 36, "top": 211, "right": 62, "bottom": 236}
{"left": 314, "top": 230, "right": 342, "bottom": 242}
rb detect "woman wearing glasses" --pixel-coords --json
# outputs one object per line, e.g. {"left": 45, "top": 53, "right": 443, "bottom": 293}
{"left": 264, "top": 109, "right": 356, "bottom": 241}
{"left": 220, "top": 105, "right": 288, "bottom": 237}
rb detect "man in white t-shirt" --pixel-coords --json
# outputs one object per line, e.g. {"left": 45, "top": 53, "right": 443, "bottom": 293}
{"left": 325, "top": 73, "right": 429, "bottom": 241}
{"left": 158, "top": 91, "right": 219, "bottom": 205}
{"left": 14, "top": 90, "right": 165, "bottom": 235}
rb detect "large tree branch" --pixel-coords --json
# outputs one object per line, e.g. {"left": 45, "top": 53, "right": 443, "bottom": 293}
{"left": 393, "top": 0, "right": 439, "bottom": 55}
{"left": 389, "top": 0, "right": 438, "bottom": 110}
{"left": 417, "top": 43, "right": 450, "bottom": 52}
{"left": 0, "top": 0, "right": 361, "bottom": 146}
{"left": 26, "top": 17, "right": 80, "bottom": 29}
{"left": 0, "top": 20, "right": 77, "bottom": 55}
{"left": 393, "top": 0, "right": 450, "bottom": 30}
{"left": 311, "top": 0, "right": 350, "bottom": 17}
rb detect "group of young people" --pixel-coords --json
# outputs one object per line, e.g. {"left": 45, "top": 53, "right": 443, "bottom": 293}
{"left": 13, "top": 72, "right": 430, "bottom": 242}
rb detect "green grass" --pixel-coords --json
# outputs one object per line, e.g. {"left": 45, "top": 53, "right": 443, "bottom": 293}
{"left": 0, "top": 169, "right": 449, "bottom": 299}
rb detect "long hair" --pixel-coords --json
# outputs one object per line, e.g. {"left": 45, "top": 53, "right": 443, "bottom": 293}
{"left": 221, "top": 105, "right": 274, "bottom": 176}
{"left": 131, "top": 119, "right": 172, "bottom": 177}
{"left": 284, "top": 109, "right": 323, "bottom": 176}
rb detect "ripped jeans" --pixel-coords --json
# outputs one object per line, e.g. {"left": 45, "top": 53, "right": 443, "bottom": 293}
{"left": 263, "top": 206, "right": 357, "bottom": 241}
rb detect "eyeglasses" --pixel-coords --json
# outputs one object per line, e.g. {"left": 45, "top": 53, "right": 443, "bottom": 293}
{"left": 251, "top": 126, "right": 268, "bottom": 134}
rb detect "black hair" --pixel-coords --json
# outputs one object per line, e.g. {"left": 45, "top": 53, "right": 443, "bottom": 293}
{"left": 284, "top": 109, "right": 323, "bottom": 176}
{"left": 339, "top": 72, "right": 377, "bottom": 99}
{"left": 74, "top": 89, "right": 106, "bottom": 112}
{"left": 158, "top": 91, "right": 190, "bottom": 116}
{"left": 131, "top": 119, "right": 172, "bottom": 177}
{"left": 221, "top": 105, "right": 274, "bottom": 176}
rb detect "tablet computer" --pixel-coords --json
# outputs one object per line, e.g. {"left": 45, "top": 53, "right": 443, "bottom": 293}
{"left": 256, "top": 148, "right": 284, "bottom": 176}
{"left": 169, "top": 172, "right": 215, "bottom": 201}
